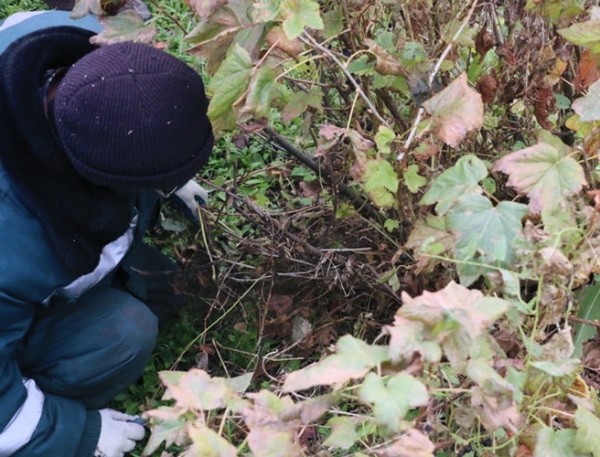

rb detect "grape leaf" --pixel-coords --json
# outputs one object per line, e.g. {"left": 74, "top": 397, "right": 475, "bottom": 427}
{"left": 90, "top": 10, "right": 157, "bottom": 45}
{"left": 240, "top": 66, "right": 277, "bottom": 121}
{"left": 403, "top": 165, "right": 427, "bottom": 193}
{"left": 534, "top": 427, "right": 587, "bottom": 457}
{"left": 187, "top": 424, "right": 238, "bottom": 457}
{"left": 159, "top": 369, "right": 232, "bottom": 411}
{"left": 420, "top": 154, "right": 488, "bottom": 215}
{"left": 422, "top": 73, "right": 484, "bottom": 148}
{"left": 572, "top": 79, "right": 600, "bottom": 121}
{"left": 363, "top": 159, "right": 399, "bottom": 208}
{"left": 574, "top": 406, "right": 600, "bottom": 456}
{"left": 400, "top": 282, "right": 510, "bottom": 369}
{"left": 446, "top": 194, "right": 527, "bottom": 285}
{"left": 358, "top": 373, "right": 428, "bottom": 431}
{"left": 558, "top": 6, "right": 600, "bottom": 52}
{"left": 282, "top": 335, "right": 389, "bottom": 392}
{"left": 323, "top": 417, "right": 359, "bottom": 450}
{"left": 281, "top": 0, "right": 324, "bottom": 40}
{"left": 207, "top": 43, "right": 253, "bottom": 129}
{"left": 493, "top": 134, "right": 587, "bottom": 214}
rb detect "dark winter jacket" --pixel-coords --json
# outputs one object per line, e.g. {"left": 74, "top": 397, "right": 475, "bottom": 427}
{"left": 0, "top": 12, "right": 157, "bottom": 456}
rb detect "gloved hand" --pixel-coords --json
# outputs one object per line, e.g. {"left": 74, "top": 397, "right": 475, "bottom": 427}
{"left": 94, "top": 409, "right": 146, "bottom": 457}
{"left": 169, "top": 179, "right": 209, "bottom": 226}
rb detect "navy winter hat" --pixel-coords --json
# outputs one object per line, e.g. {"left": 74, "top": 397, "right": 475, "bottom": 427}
{"left": 53, "top": 41, "right": 214, "bottom": 190}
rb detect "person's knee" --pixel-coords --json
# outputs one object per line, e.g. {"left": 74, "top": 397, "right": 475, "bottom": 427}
{"left": 105, "top": 294, "right": 158, "bottom": 370}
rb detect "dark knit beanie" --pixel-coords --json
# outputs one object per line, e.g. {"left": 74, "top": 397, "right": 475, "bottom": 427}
{"left": 53, "top": 42, "right": 214, "bottom": 190}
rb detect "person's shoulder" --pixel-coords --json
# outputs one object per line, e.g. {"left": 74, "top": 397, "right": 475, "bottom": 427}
{"left": 0, "top": 10, "right": 102, "bottom": 55}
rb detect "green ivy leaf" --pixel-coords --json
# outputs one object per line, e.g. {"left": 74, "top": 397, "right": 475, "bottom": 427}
{"left": 493, "top": 133, "right": 587, "bottom": 214}
{"left": 574, "top": 406, "right": 600, "bottom": 456}
{"left": 358, "top": 373, "right": 428, "bottom": 432}
{"left": 281, "top": 0, "right": 323, "bottom": 40}
{"left": 447, "top": 194, "right": 527, "bottom": 285}
{"left": 534, "top": 427, "right": 586, "bottom": 457}
{"left": 420, "top": 154, "right": 488, "bottom": 215}
{"left": 403, "top": 165, "right": 428, "bottom": 193}
{"left": 207, "top": 43, "right": 253, "bottom": 129}
{"left": 282, "top": 335, "right": 389, "bottom": 392}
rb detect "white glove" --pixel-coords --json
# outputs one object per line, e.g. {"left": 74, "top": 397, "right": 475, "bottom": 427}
{"left": 171, "top": 180, "right": 209, "bottom": 225}
{"left": 94, "top": 409, "right": 146, "bottom": 457}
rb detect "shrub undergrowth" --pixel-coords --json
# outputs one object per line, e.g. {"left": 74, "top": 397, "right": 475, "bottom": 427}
{"left": 7, "top": 0, "right": 600, "bottom": 456}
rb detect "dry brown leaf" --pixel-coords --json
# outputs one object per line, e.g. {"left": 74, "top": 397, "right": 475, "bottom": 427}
{"left": 575, "top": 49, "right": 600, "bottom": 93}
{"left": 266, "top": 26, "right": 302, "bottom": 60}
{"left": 534, "top": 81, "right": 554, "bottom": 130}
{"left": 476, "top": 72, "right": 499, "bottom": 104}
{"left": 475, "top": 27, "right": 495, "bottom": 63}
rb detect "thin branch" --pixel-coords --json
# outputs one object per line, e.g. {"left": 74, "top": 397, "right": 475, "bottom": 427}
{"left": 263, "top": 127, "right": 386, "bottom": 225}
{"left": 401, "top": 0, "right": 480, "bottom": 158}
{"left": 299, "top": 33, "right": 391, "bottom": 129}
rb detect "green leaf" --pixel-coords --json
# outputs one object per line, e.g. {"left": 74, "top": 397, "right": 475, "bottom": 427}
{"left": 281, "top": 0, "right": 324, "bottom": 40}
{"left": 187, "top": 424, "right": 238, "bottom": 457}
{"left": 574, "top": 282, "right": 600, "bottom": 357}
{"left": 572, "top": 79, "right": 600, "bottom": 121}
{"left": 530, "top": 359, "right": 581, "bottom": 377}
{"left": 207, "top": 43, "right": 253, "bottom": 128}
{"left": 534, "top": 427, "right": 587, "bottom": 457}
{"left": 558, "top": 6, "right": 600, "bottom": 52}
{"left": 574, "top": 406, "right": 600, "bottom": 456}
{"left": 282, "top": 87, "right": 323, "bottom": 122}
{"left": 323, "top": 417, "right": 359, "bottom": 450}
{"left": 375, "top": 125, "right": 395, "bottom": 154}
{"left": 282, "top": 335, "right": 389, "bottom": 392}
{"left": 143, "top": 416, "right": 187, "bottom": 455}
{"left": 358, "top": 373, "right": 428, "bottom": 432}
{"left": 446, "top": 194, "right": 527, "bottom": 286}
{"left": 322, "top": 8, "right": 344, "bottom": 39}
{"left": 493, "top": 133, "right": 587, "bottom": 214}
{"left": 403, "top": 165, "right": 428, "bottom": 193}
{"left": 241, "top": 66, "right": 276, "bottom": 120}
{"left": 420, "top": 154, "right": 488, "bottom": 215}
{"left": 90, "top": 10, "right": 157, "bottom": 45}
{"left": 363, "top": 159, "right": 399, "bottom": 208}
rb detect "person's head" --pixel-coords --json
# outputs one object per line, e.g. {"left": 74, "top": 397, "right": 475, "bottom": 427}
{"left": 51, "top": 41, "right": 213, "bottom": 191}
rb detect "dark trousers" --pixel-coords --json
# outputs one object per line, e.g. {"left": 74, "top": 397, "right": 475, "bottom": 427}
{"left": 17, "top": 243, "right": 182, "bottom": 409}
